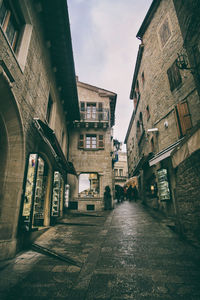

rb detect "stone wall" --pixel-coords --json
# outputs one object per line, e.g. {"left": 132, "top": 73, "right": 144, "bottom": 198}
{"left": 175, "top": 150, "right": 200, "bottom": 241}
{"left": 0, "top": 0, "right": 73, "bottom": 259}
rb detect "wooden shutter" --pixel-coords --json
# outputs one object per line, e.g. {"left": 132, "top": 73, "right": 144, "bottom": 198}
{"left": 98, "top": 102, "right": 103, "bottom": 111}
{"left": 79, "top": 134, "right": 84, "bottom": 148}
{"left": 80, "top": 102, "right": 85, "bottom": 111}
{"left": 174, "top": 107, "right": 181, "bottom": 138}
{"left": 98, "top": 135, "right": 104, "bottom": 149}
{"left": 177, "top": 101, "right": 192, "bottom": 136}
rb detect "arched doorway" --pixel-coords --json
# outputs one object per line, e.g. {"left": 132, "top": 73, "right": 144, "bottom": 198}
{"left": 0, "top": 72, "right": 24, "bottom": 259}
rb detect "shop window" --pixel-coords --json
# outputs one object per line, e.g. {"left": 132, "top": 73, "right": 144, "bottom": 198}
{"left": 46, "top": 95, "right": 53, "bottom": 124}
{"left": 22, "top": 154, "right": 48, "bottom": 230}
{"left": 79, "top": 173, "right": 99, "bottom": 198}
{"left": 167, "top": 60, "right": 182, "bottom": 91}
{"left": 174, "top": 100, "right": 192, "bottom": 137}
{"left": 0, "top": 0, "right": 22, "bottom": 51}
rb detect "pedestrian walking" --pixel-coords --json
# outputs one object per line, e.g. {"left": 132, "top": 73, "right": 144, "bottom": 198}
{"left": 127, "top": 185, "right": 133, "bottom": 201}
{"left": 104, "top": 185, "right": 112, "bottom": 210}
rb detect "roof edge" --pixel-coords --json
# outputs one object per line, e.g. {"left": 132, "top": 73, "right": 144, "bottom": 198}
{"left": 136, "top": 0, "right": 161, "bottom": 39}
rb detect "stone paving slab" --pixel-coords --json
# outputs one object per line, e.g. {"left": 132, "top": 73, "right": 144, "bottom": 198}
{"left": 0, "top": 202, "right": 200, "bottom": 300}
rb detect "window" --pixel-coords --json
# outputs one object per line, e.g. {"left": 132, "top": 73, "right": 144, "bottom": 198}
{"left": 46, "top": 96, "right": 53, "bottom": 123}
{"left": 0, "top": 0, "right": 21, "bottom": 51}
{"left": 167, "top": 60, "right": 182, "bottom": 91}
{"left": 142, "top": 71, "right": 145, "bottom": 86}
{"left": 78, "top": 134, "right": 104, "bottom": 149}
{"left": 86, "top": 135, "right": 97, "bottom": 149}
{"left": 86, "top": 103, "right": 96, "bottom": 120}
{"left": 119, "top": 169, "right": 123, "bottom": 177}
{"left": 136, "top": 112, "right": 144, "bottom": 143}
{"left": 159, "top": 17, "right": 171, "bottom": 47}
{"left": 150, "top": 137, "right": 155, "bottom": 152}
{"left": 114, "top": 169, "right": 118, "bottom": 177}
{"left": 146, "top": 105, "right": 150, "bottom": 120}
{"left": 174, "top": 100, "right": 192, "bottom": 137}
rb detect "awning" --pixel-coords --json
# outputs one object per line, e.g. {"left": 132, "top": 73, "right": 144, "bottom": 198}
{"left": 149, "top": 139, "right": 183, "bottom": 167}
{"left": 33, "top": 118, "right": 77, "bottom": 176}
{"left": 133, "top": 153, "right": 153, "bottom": 175}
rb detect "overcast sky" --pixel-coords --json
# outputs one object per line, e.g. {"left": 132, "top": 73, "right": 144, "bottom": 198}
{"left": 67, "top": 0, "right": 152, "bottom": 151}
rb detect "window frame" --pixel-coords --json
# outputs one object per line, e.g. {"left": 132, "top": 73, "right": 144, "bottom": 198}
{"left": 0, "top": 0, "right": 21, "bottom": 51}
{"left": 167, "top": 60, "right": 182, "bottom": 92}
{"left": 78, "top": 134, "right": 104, "bottom": 150}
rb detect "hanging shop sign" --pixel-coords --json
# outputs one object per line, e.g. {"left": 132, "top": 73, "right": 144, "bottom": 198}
{"left": 157, "top": 168, "right": 170, "bottom": 201}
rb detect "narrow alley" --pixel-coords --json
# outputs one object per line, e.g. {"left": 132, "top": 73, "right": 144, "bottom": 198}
{"left": 0, "top": 201, "right": 200, "bottom": 300}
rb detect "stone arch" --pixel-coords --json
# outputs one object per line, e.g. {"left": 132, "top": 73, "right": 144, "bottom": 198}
{"left": 0, "top": 71, "right": 24, "bottom": 259}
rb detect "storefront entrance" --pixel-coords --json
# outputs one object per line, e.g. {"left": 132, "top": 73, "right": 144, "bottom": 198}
{"left": 22, "top": 154, "right": 49, "bottom": 230}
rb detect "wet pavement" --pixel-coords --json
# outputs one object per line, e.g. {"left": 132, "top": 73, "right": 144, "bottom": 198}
{"left": 0, "top": 201, "right": 200, "bottom": 300}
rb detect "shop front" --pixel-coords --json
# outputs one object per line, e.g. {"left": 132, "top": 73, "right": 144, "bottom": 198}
{"left": 20, "top": 119, "right": 77, "bottom": 233}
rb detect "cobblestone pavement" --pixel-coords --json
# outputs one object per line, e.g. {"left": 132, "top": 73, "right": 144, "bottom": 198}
{"left": 0, "top": 201, "right": 200, "bottom": 300}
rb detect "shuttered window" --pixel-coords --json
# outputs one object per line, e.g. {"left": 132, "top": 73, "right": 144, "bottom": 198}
{"left": 175, "top": 100, "right": 192, "bottom": 137}
{"left": 167, "top": 61, "right": 182, "bottom": 91}
{"left": 78, "top": 134, "right": 104, "bottom": 149}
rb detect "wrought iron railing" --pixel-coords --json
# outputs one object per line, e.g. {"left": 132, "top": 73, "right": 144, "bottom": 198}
{"left": 80, "top": 109, "right": 109, "bottom": 122}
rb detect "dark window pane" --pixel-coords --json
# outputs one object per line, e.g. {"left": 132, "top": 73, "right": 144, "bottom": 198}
{"left": 0, "top": 1, "right": 6, "bottom": 25}
{"left": 5, "top": 17, "right": 16, "bottom": 45}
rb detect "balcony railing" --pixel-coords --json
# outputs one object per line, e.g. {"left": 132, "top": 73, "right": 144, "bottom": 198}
{"left": 80, "top": 109, "right": 109, "bottom": 122}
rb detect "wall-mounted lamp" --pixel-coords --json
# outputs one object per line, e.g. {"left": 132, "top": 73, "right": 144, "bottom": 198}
{"left": 176, "top": 53, "right": 190, "bottom": 70}
{"left": 176, "top": 48, "right": 199, "bottom": 78}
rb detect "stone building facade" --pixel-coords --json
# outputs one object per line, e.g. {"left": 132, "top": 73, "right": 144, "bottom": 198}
{"left": 125, "top": 0, "right": 200, "bottom": 241}
{"left": 68, "top": 79, "right": 117, "bottom": 211}
{"left": 0, "top": 0, "right": 79, "bottom": 260}
{"left": 114, "top": 151, "right": 128, "bottom": 187}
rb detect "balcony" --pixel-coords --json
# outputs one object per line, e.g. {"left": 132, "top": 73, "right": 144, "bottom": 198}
{"left": 74, "top": 109, "right": 110, "bottom": 129}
